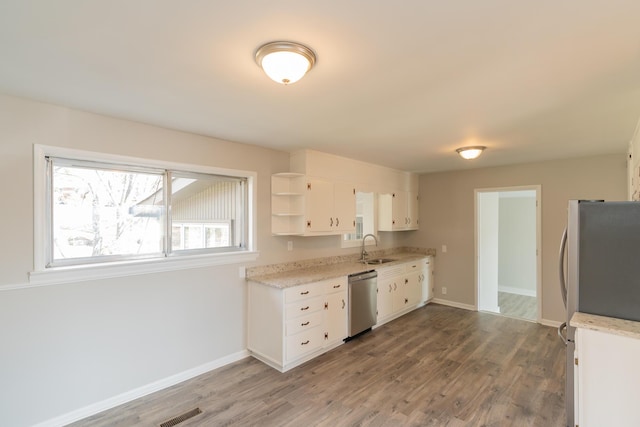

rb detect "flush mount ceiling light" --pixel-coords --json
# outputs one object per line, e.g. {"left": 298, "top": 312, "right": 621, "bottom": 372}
{"left": 255, "top": 41, "right": 316, "bottom": 85}
{"left": 456, "top": 146, "right": 486, "bottom": 160}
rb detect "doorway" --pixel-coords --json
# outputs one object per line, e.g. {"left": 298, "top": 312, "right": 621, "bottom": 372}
{"left": 476, "top": 186, "right": 541, "bottom": 322}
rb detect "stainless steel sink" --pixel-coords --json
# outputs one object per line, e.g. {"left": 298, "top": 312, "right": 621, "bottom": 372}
{"left": 361, "top": 258, "right": 395, "bottom": 265}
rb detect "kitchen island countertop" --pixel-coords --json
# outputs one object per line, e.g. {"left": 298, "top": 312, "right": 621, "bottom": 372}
{"left": 571, "top": 312, "right": 640, "bottom": 340}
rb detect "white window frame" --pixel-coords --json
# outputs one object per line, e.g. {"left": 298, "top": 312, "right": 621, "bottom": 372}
{"left": 30, "top": 144, "right": 258, "bottom": 286}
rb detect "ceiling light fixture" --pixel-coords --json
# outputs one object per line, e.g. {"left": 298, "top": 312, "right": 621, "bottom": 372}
{"left": 255, "top": 41, "right": 316, "bottom": 85}
{"left": 456, "top": 146, "right": 486, "bottom": 160}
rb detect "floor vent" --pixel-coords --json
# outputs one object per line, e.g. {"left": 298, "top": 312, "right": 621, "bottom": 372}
{"left": 159, "top": 408, "right": 202, "bottom": 427}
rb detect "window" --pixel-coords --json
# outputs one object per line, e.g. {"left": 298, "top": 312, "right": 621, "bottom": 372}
{"left": 343, "top": 191, "right": 376, "bottom": 247}
{"left": 32, "top": 145, "right": 256, "bottom": 284}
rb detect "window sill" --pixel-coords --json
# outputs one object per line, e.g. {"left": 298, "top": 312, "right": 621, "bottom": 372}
{"left": 28, "top": 251, "right": 259, "bottom": 287}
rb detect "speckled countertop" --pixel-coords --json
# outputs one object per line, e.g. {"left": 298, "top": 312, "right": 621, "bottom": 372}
{"left": 246, "top": 247, "right": 435, "bottom": 289}
{"left": 571, "top": 312, "right": 640, "bottom": 340}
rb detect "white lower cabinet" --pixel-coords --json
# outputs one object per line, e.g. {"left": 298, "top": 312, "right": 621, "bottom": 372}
{"left": 420, "top": 256, "right": 434, "bottom": 302}
{"left": 575, "top": 327, "right": 640, "bottom": 427}
{"left": 376, "top": 258, "right": 428, "bottom": 327}
{"left": 248, "top": 258, "right": 431, "bottom": 371}
{"left": 248, "top": 277, "right": 347, "bottom": 372}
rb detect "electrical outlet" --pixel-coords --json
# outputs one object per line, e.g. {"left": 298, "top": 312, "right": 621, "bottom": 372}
{"left": 287, "top": 241, "right": 293, "bottom": 251}
{"left": 442, "top": 245, "right": 447, "bottom": 253}
{"left": 441, "top": 287, "right": 447, "bottom": 295}
{"left": 239, "top": 266, "right": 246, "bottom": 278}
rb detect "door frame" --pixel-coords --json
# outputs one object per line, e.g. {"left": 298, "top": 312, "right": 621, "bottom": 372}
{"left": 474, "top": 185, "right": 542, "bottom": 322}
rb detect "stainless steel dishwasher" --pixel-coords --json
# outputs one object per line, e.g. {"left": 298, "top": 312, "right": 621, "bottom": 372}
{"left": 347, "top": 270, "right": 378, "bottom": 338}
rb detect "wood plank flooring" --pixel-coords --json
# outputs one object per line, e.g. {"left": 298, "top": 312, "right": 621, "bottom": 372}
{"left": 499, "top": 291, "right": 537, "bottom": 321}
{"left": 69, "top": 304, "right": 565, "bottom": 427}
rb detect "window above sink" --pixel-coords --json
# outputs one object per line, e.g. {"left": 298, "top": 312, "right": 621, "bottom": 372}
{"left": 342, "top": 191, "right": 376, "bottom": 248}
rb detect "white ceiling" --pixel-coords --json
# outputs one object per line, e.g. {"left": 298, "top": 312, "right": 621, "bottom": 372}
{"left": 1, "top": 1, "right": 640, "bottom": 173}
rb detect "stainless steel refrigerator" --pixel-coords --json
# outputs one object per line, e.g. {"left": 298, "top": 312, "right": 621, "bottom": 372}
{"left": 558, "top": 200, "right": 640, "bottom": 427}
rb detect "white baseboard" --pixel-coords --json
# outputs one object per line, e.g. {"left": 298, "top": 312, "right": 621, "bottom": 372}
{"left": 498, "top": 286, "right": 537, "bottom": 297}
{"left": 539, "top": 318, "right": 563, "bottom": 328}
{"left": 431, "top": 298, "right": 476, "bottom": 311}
{"left": 34, "top": 350, "right": 250, "bottom": 427}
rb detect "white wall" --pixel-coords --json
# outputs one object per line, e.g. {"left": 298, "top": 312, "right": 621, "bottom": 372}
{"left": 498, "top": 194, "right": 537, "bottom": 295}
{"left": 477, "top": 192, "right": 500, "bottom": 312}
{"left": 0, "top": 94, "right": 411, "bottom": 427}
{"left": 408, "top": 155, "right": 627, "bottom": 324}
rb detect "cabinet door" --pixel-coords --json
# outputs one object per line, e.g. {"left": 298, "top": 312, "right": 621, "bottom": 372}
{"left": 333, "top": 183, "right": 356, "bottom": 232}
{"left": 421, "top": 257, "right": 433, "bottom": 302}
{"left": 379, "top": 192, "right": 412, "bottom": 231}
{"left": 576, "top": 328, "right": 640, "bottom": 426}
{"left": 377, "top": 278, "right": 394, "bottom": 322}
{"left": 324, "top": 290, "right": 347, "bottom": 345}
{"left": 305, "top": 179, "right": 334, "bottom": 232}
{"left": 405, "top": 271, "right": 422, "bottom": 306}
{"left": 392, "top": 277, "right": 407, "bottom": 312}
{"left": 407, "top": 191, "right": 419, "bottom": 230}
{"left": 392, "top": 191, "right": 409, "bottom": 230}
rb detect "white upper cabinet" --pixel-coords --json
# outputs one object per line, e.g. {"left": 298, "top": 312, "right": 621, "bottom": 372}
{"left": 333, "top": 182, "right": 357, "bottom": 233}
{"left": 378, "top": 191, "right": 419, "bottom": 231}
{"left": 275, "top": 149, "right": 419, "bottom": 236}
{"left": 304, "top": 178, "right": 356, "bottom": 235}
{"left": 271, "top": 174, "right": 356, "bottom": 236}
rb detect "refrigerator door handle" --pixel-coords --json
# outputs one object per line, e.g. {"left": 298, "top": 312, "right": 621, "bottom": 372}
{"left": 558, "top": 322, "right": 568, "bottom": 345}
{"left": 558, "top": 227, "right": 568, "bottom": 308}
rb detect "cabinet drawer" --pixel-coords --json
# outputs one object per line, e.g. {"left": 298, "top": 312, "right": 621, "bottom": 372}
{"left": 286, "top": 327, "right": 323, "bottom": 362}
{"left": 284, "top": 282, "right": 324, "bottom": 303}
{"left": 405, "top": 260, "right": 423, "bottom": 273}
{"left": 377, "top": 265, "right": 405, "bottom": 280}
{"left": 285, "top": 311, "right": 323, "bottom": 336}
{"left": 285, "top": 296, "right": 324, "bottom": 319}
{"left": 324, "top": 277, "right": 347, "bottom": 294}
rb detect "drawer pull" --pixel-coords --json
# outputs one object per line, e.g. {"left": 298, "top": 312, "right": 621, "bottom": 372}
{"left": 333, "top": 284, "right": 341, "bottom": 288}
{"left": 301, "top": 321, "right": 310, "bottom": 326}
{"left": 301, "top": 306, "right": 310, "bottom": 311}
{"left": 300, "top": 291, "right": 309, "bottom": 295}
{"left": 301, "top": 340, "right": 310, "bottom": 345}
{"left": 324, "top": 302, "right": 328, "bottom": 309}
{"left": 342, "top": 299, "right": 345, "bottom": 309}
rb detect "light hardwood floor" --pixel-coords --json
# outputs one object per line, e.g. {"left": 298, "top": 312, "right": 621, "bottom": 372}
{"left": 69, "top": 304, "right": 565, "bottom": 427}
{"left": 499, "top": 291, "right": 537, "bottom": 321}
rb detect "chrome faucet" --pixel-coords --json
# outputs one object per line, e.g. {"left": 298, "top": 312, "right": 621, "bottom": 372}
{"left": 361, "top": 233, "right": 378, "bottom": 262}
